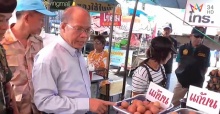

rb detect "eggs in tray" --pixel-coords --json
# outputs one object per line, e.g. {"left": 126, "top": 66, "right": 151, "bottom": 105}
{"left": 117, "top": 99, "right": 163, "bottom": 114}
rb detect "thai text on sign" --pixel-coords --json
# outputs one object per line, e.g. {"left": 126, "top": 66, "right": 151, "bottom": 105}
{"left": 148, "top": 89, "right": 169, "bottom": 105}
{"left": 189, "top": 92, "right": 217, "bottom": 108}
{"left": 44, "top": 0, "right": 116, "bottom": 12}
{"left": 75, "top": 0, "right": 115, "bottom": 12}
{"left": 100, "top": 13, "right": 121, "bottom": 26}
{"left": 186, "top": 85, "right": 220, "bottom": 114}
{"left": 146, "top": 82, "right": 174, "bottom": 109}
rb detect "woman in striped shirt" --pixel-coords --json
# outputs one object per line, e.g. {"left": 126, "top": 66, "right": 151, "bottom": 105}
{"left": 132, "top": 36, "right": 177, "bottom": 96}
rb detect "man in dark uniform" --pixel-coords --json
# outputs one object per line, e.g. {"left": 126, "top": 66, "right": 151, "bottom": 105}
{"left": 0, "top": 0, "right": 18, "bottom": 113}
{"left": 162, "top": 23, "right": 177, "bottom": 90}
{"left": 172, "top": 26, "right": 210, "bottom": 106}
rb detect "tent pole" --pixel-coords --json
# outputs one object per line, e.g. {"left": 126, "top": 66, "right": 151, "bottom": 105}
{"left": 106, "top": 7, "right": 116, "bottom": 79}
{"left": 121, "top": 0, "right": 139, "bottom": 100}
{"left": 105, "top": 6, "right": 115, "bottom": 114}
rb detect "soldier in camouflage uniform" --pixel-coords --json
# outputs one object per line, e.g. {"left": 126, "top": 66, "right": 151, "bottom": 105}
{"left": 0, "top": 0, "right": 18, "bottom": 114}
{"left": 0, "top": 42, "right": 13, "bottom": 114}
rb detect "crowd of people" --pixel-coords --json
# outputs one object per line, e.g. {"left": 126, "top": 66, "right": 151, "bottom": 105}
{"left": 0, "top": 0, "right": 212, "bottom": 114}
{"left": 1, "top": 0, "right": 114, "bottom": 114}
{"left": 132, "top": 23, "right": 211, "bottom": 107}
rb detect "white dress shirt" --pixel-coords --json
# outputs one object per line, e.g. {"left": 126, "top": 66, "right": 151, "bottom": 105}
{"left": 40, "top": 31, "right": 58, "bottom": 47}
{"left": 32, "top": 35, "right": 91, "bottom": 114}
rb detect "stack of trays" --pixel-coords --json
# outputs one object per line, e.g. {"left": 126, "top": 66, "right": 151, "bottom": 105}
{"left": 168, "top": 108, "right": 208, "bottom": 114}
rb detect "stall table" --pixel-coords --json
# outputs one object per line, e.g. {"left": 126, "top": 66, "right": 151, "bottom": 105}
{"left": 100, "top": 75, "right": 123, "bottom": 101}
{"left": 91, "top": 74, "right": 105, "bottom": 98}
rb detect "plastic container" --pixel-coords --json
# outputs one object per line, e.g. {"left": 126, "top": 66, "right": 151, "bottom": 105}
{"left": 168, "top": 108, "right": 208, "bottom": 114}
{"left": 113, "top": 94, "right": 174, "bottom": 114}
{"left": 180, "top": 98, "right": 187, "bottom": 108}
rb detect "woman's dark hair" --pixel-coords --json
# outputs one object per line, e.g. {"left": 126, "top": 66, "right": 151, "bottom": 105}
{"left": 0, "top": 0, "right": 17, "bottom": 13}
{"left": 141, "top": 36, "right": 173, "bottom": 64}
{"left": 93, "top": 35, "right": 106, "bottom": 45}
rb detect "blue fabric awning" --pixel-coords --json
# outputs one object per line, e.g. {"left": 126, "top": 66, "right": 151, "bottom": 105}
{"left": 90, "top": 12, "right": 100, "bottom": 16}
{"left": 128, "top": 8, "right": 147, "bottom": 16}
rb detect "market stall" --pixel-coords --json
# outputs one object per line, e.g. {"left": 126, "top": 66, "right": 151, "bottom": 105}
{"left": 112, "top": 69, "right": 220, "bottom": 114}
{"left": 116, "top": 0, "right": 220, "bottom": 113}
{"left": 90, "top": 14, "right": 151, "bottom": 74}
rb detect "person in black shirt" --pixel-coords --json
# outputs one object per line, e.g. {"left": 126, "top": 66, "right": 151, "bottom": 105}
{"left": 162, "top": 23, "right": 177, "bottom": 90}
{"left": 172, "top": 26, "right": 210, "bottom": 106}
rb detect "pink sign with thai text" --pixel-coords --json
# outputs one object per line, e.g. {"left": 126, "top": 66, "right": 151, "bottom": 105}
{"left": 187, "top": 85, "right": 220, "bottom": 114}
{"left": 100, "top": 12, "right": 121, "bottom": 26}
{"left": 146, "top": 82, "right": 174, "bottom": 109}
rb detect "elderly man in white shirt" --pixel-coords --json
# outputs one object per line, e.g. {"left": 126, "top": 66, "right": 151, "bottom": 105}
{"left": 32, "top": 6, "right": 114, "bottom": 114}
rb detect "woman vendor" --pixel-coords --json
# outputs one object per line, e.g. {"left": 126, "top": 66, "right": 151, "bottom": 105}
{"left": 87, "top": 35, "right": 108, "bottom": 77}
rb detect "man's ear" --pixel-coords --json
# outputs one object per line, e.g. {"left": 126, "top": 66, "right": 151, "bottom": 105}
{"left": 60, "top": 22, "right": 66, "bottom": 33}
{"left": 23, "top": 11, "right": 35, "bottom": 23}
{"left": 23, "top": 13, "right": 29, "bottom": 23}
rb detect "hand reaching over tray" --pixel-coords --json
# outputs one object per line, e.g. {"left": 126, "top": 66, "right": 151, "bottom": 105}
{"left": 89, "top": 98, "right": 115, "bottom": 114}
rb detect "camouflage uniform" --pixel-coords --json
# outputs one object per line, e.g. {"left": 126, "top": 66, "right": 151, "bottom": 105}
{"left": 0, "top": 44, "right": 13, "bottom": 114}
{"left": 2, "top": 25, "right": 43, "bottom": 114}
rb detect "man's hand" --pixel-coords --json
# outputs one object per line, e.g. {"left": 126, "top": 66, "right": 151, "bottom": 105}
{"left": 6, "top": 83, "right": 19, "bottom": 114}
{"left": 89, "top": 98, "right": 115, "bottom": 114}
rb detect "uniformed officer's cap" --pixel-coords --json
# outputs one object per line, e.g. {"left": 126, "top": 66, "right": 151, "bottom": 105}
{"left": 191, "top": 26, "right": 206, "bottom": 38}
{"left": 163, "top": 23, "right": 172, "bottom": 30}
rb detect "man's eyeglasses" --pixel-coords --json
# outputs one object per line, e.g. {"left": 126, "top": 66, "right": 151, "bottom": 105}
{"left": 194, "top": 35, "right": 204, "bottom": 39}
{"left": 66, "top": 24, "right": 91, "bottom": 35}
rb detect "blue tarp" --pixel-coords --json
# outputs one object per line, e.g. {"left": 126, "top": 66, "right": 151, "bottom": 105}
{"left": 90, "top": 12, "right": 100, "bottom": 16}
{"left": 128, "top": 8, "right": 147, "bottom": 16}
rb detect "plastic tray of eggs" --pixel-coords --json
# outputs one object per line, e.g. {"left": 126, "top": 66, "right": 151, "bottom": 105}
{"left": 168, "top": 108, "right": 208, "bottom": 114}
{"left": 207, "top": 69, "right": 220, "bottom": 92}
{"left": 113, "top": 94, "right": 174, "bottom": 114}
